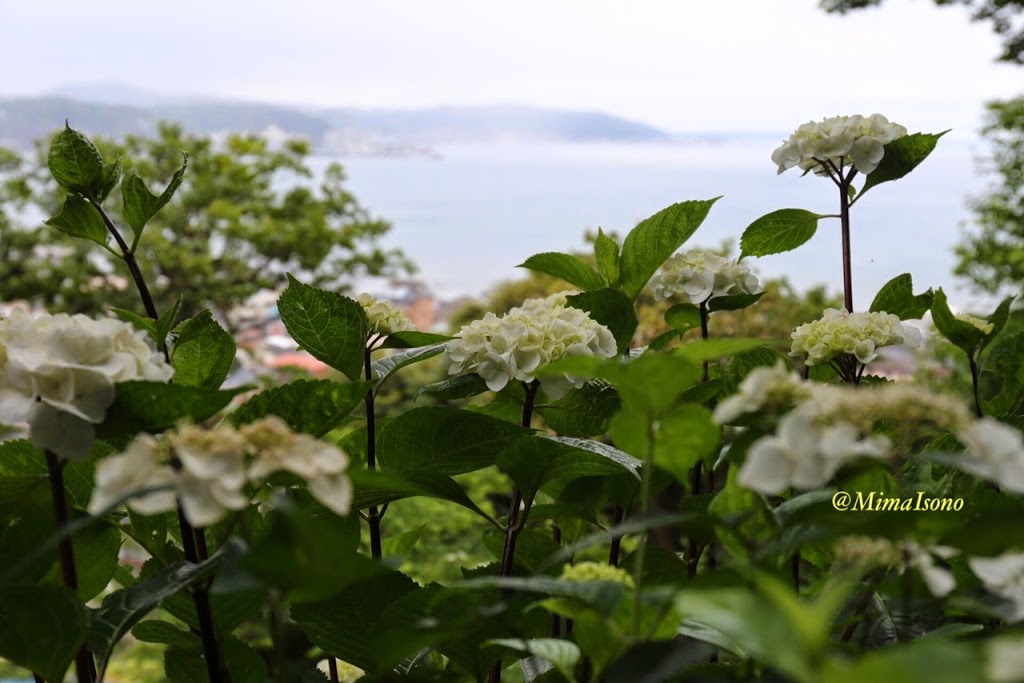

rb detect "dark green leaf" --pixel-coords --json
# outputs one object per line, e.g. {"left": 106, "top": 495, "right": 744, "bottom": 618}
{"left": 708, "top": 292, "right": 765, "bottom": 312}
{"left": 231, "top": 379, "right": 370, "bottom": 437}
{"left": 486, "top": 639, "right": 581, "bottom": 681}
{"left": 155, "top": 296, "right": 183, "bottom": 352}
{"left": 291, "top": 571, "right": 419, "bottom": 672}
{"left": 418, "top": 374, "right": 490, "bottom": 401}
{"left": 594, "top": 228, "right": 621, "bottom": 287}
{"left": 931, "top": 288, "right": 985, "bottom": 354}
{"left": 121, "top": 154, "right": 187, "bottom": 244}
{"left": 98, "top": 381, "right": 247, "bottom": 436}
{"left": 47, "top": 124, "right": 104, "bottom": 195}
{"left": 95, "top": 157, "right": 123, "bottom": 203}
{"left": 370, "top": 343, "right": 446, "bottom": 387}
{"left": 45, "top": 194, "right": 109, "bottom": 246}
{"left": 165, "top": 636, "right": 267, "bottom": 683}
{"left": 536, "top": 380, "right": 622, "bottom": 437}
{"left": 459, "top": 576, "right": 627, "bottom": 616}
{"left": 566, "top": 288, "right": 638, "bottom": 354}
{"left": 869, "top": 273, "right": 933, "bottom": 320}
{"left": 43, "top": 521, "right": 121, "bottom": 601}
{"left": 980, "top": 295, "right": 1015, "bottom": 353}
{"left": 496, "top": 435, "right": 641, "bottom": 502}
{"left": 0, "top": 584, "right": 89, "bottom": 682}
{"left": 279, "top": 274, "right": 370, "bottom": 380}
{"left": 379, "top": 330, "right": 451, "bottom": 348}
{"left": 620, "top": 198, "right": 720, "bottom": 298}
{"left": 675, "top": 338, "right": 767, "bottom": 364}
{"left": 171, "top": 311, "right": 236, "bottom": 388}
{"left": 518, "top": 252, "right": 604, "bottom": 291}
{"left": 859, "top": 131, "right": 948, "bottom": 197}
{"left": 88, "top": 541, "right": 238, "bottom": 677}
{"left": 980, "top": 331, "right": 1024, "bottom": 416}
{"left": 376, "top": 406, "right": 529, "bottom": 475}
{"left": 349, "top": 469, "right": 495, "bottom": 524}
{"left": 111, "top": 307, "right": 158, "bottom": 339}
{"left": 665, "top": 303, "right": 701, "bottom": 333}
{"left": 739, "top": 209, "right": 822, "bottom": 258}
{"left": 131, "top": 620, "right": 199, "bottom": 649}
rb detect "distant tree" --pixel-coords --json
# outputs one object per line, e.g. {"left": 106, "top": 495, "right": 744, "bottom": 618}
{"left": 955, "top": 98, "right": 1024, "bottom": 294}
{"left": 0, "top": 123, "right": 412, "bottom": 322}
{"left": 820, "top": 0, "right": 1024, "bottom": 63}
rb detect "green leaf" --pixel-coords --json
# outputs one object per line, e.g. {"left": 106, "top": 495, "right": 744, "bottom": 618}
{"left": 231, "top": 379, "right": 370, "bottom": 437}
{"left": 674, "top": 338, "right": 767, "bottom": 364}
{"left": 155, "top": 296, "right": 183, "bottom": 352}
{"left": 460, "top": 576, "right": 627, "bottom": 616}
{"left": 131, "top": 620, "right": 199, "bottom": 649}
{"left": 566, "top": 288, "right": 637, "bottom": 354}
{"left": 859, "top": 131, "right": 948, "bottom": 197}
{"left": 88, "top": 542, "right": 238, "bottom": 678}
{"left": 370, "top": 343, "right": 447, "bottom": 387}
{"left": 739, "top": 209, "right": 822, "bottom": 258}
{"left": 95, "top": 157, "right": 123, "bottom": 203}
{"left": 47, "top": 124, "right": 104, "bottom": 196}
{"left": 496, "top": 435, "right": 641, "bottom": 502}
{"left": 622, "top": 404, "right": 718, "bottom": 485}
{"left": 349, "top": 469, "right": 495, "bottom": 524}
{"left": 664, "top": 303, "right": 701, "bottom": 333}
{"left": 165, "top": 636, "right": 267, "bottom": 683}
{"left": 536, "top": 380, "right": 622, "bottom": 437}
{"left": 291, "top": 571, "right": 419, "bottom": 672}
{"left": 171, "top": 311, "right": 236, "bottom": 388}
{"left": 43, "top": 521, "right": 122, "bottom": 601}
{"left": 121, "top": 154, "right": 187, "bottom": 245}
{"left": 930, "top": 288, "right": 985, "bottom": 355}
{"left": 518, "top": 252, "right": 604, "bottom": 291}
{"left": 594, "top": 228, "right": 621, "bottom": 288}
{"left": 0, "top": 584, "right": 89, "bottom": 682}
{"left": 979, "top": 331, "right": 1024, "bottom": 416}
{"left": 379, "top": 330, "right": 451, "bottom": 348}
{"left": 869, "top": 273, "right": 933, "bottom": 320}
{"left": 418, "top": 374, "right": 490, "bottom": 401}
{"left": 708, "top": 292, "right": 765, "bottom": 312}
{"left": 278, "top": 274, "right": 370, "bottom": 380}
{"left": 486, "top": 639, "right": 581, "bottom": 682}
{"left": 45, "top": 194, "right": 109, "bottom": 247}
{"left": 376, "top": 406, "right": 530, "bottom": 475}
{"left": 980, "top": 295, "right": 1015, "bottom": 353}
{"left": 620, "top": 198, "right": 720, "bottom": 298}
{"left": 98, "top": 381, "right": 247, "bottom": 436}
{"left": 539, "top": 353, "right": 700, "bottom": 417}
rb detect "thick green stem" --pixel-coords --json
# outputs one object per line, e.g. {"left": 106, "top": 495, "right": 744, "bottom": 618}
{"left": 45, "top": 451, "right": 97, "bottom": 683}
{"left": 364, "top": 347, "right": 383, "bottom": 560}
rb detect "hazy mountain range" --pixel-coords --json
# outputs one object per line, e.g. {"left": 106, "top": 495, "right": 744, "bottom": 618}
{"left": 0, "top": 83, "right": 691, "bottom": 154}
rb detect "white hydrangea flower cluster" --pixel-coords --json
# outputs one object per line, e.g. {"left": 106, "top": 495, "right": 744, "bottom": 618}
{"left": 560, "top": 561, "right": 636, "bottom": 589}
{"left": 441, "top": 293, "right": 617, "bottom": 399}
{"left": 0, "top": 308, "right": 173, "bottom": 460}
{"left": 356, "top": 293, "right": 416, "bottom": 337}
{"left": 970, "top": 552, "right": 1024, "bottom": 621}
{"left": 712, "top": 361, "right": 811, "bottom": 424}
{"left": 651, "top": 249, "right": 760, "bottom": 304}
{"left": 88, "top": 416, "right": 352, "bottom": 526}
{"left": 955, "top": 418, "right": 1024, "bottom": 494}
{"left": 771, "top": 114, "right": 908, "bottom": 176}
{"left": 733, "top": 379, "right": 975, "bottom": 495}
{"left": 790, "top": 308, "right": 922, "bottom": 366}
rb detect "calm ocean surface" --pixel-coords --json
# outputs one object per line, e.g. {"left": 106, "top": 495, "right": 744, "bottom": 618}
{"left": 324, "top": 138, "right": 991, "bottom": 309}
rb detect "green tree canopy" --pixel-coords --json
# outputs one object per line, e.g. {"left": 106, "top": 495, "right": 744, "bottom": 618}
{"left": 955, "top": 98, "right": 1024, "bottom": 294}
{"left": 0, "top": 123, "right": 412, "bottom": 322}
{"left": 821, "top": 0, "right": 1024, "bottom": 63}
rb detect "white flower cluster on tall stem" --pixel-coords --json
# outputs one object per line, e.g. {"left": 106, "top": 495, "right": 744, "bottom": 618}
{"left": 356, "top": 293, "right": 416, "bottom": 337}
{"left": 771, "top": 114, "right": 908, "bottom": 177}
{"left": 441, "top": 293, "right": 617, "bottom": 399}
{"left": 732, "top": 379, "right": 975, "bottom": 495}
{"left": 651, "top": 249, "right": 760, "bottom": 304}
{"left": 0, "top": 308, "right": 173, "bottom": 460}
{"left": 790, "top": 308, "right": 922, "bottom": 366}
{"left": 88, "top": 416, "right": 352, "bottom": 526}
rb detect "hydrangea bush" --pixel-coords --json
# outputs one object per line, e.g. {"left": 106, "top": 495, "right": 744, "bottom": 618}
{"left": 0, "top": 118, "right": 1022, "bottom": 683}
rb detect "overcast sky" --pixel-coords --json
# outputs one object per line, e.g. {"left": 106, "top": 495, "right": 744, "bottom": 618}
{"left": 1, "top": 0, "right": 1020, "bottom": 135}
